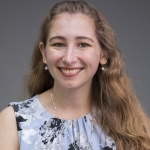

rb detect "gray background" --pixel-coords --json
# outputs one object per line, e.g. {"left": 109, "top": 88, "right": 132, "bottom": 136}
{"left": 0, "top": 0, "right": 150, "bottom": 116}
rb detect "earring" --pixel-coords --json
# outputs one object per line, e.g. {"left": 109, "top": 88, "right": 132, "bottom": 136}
{"left": 45, "top": 65, "right": 48, "bottom": 70}
{"left": 101, "top": 66, "right": 105, "bottom": 70}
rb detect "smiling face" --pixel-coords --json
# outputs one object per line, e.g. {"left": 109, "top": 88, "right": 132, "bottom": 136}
{"left": 40, "top": 13, "right": 106, "bottom": 90}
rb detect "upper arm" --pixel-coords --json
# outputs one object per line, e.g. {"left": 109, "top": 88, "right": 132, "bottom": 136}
{"left": 0, "top": 106, "right": 19, "bottom": 150}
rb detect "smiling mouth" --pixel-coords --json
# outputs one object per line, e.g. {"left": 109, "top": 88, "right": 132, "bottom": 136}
{"left": 58, "top": 68, "right": 82, "bottom": 76}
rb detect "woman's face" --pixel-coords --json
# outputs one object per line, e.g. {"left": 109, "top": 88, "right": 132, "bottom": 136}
{"left": 40, "top": 13, "right": 106, "bottom": 90}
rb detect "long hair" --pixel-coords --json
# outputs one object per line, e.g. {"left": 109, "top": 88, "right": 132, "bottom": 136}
{"left": 25, "top": 1, "right": 150, "bottom": 149}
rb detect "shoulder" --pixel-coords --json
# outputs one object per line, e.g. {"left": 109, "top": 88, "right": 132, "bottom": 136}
{"left": 8, "top": 96, "right": 40, "bottom": 115}
{"left": 0, "top": 106, "right": 19, "bottom": 149}
{"left": 9, "top": 96, "right": 37, "bottom": 109}
{"left": 0, "top": 105, "right": 16, "bottom": 122}
{"left": 8, "top": 96, "right": 47, "bottom": 129}
{"left": 9, "top": 95, "right": 46, "bottom": 118}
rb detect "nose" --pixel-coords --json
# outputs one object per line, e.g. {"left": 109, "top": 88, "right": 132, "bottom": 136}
{"left": 62, "top": 46, "right": 77, "bottom": 65}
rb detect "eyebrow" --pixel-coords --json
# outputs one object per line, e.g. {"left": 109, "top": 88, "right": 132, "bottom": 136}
{"left": 48, "top": 36, "right": 94, "bottom": 43}
{"left": 49, "top": 36, "right": 65, "bottom": 42}
{"left": 75, "top": 36, "right": 94, "bottom": 43}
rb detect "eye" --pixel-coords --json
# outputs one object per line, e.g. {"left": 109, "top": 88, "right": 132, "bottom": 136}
{"left": 53, "top": 43, "right": 65, "bottom": 47}
{"left": 78, "top": 43, "right": 89, "bottom": 48}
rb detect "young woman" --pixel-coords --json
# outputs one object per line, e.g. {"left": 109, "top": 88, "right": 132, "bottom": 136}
{"left": 0, "top": 1, "right": 150, "bottom": 150}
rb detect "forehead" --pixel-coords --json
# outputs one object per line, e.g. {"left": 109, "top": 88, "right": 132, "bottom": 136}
{"left": 48, "top": 13, "right": 96, "bottom": 38}
{"left": 52, "top": 12, "right": 94, "bottom": 25}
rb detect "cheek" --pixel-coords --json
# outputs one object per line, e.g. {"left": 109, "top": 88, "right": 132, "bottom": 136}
{"left": 85, "top": 51, "right": 100, "bottom": 65}
{"left": 82, "top": 52, "right": 100, "bottom": 76}
{"left": 45, "top": 50, "right": 62, "bottom": 64}
{"left": 90, "top": 53, "right": 101, "bottom": 71}
{"left": 46, "top": 53, "right": 60, "bottom": 76}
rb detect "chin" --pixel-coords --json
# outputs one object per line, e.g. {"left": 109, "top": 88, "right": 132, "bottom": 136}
{"left": 62, "top": 84, "right": 78, "bottom": 89}
{"left": 60, "top": 81, "right": 80, "bottom": 89}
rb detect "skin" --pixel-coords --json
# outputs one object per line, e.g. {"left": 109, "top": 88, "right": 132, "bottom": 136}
{"left": 39, "top": 13, "right": 107, "bottom": 120}
{"left": 0, "top": 106, "right": 19, "bottom": 149}
{"left": 0, "top": 13, "right": 107, "bottom": 149}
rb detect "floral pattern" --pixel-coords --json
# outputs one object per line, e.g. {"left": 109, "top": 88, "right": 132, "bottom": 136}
{"left": 9, "top": 96, "right": 116, "bottom": 150}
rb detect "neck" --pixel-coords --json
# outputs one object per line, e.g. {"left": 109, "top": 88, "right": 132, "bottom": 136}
{"left": 51, "top": 83, "right": 92, "bottom": 119}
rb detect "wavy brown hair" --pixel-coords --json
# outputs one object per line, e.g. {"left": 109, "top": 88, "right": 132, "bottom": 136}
{"left": 25, "top": 1, "right": 150, "bottom": 149}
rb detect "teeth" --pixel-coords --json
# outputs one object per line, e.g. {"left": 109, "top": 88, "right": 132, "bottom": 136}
{"left": 61, "top": 69, "right": 80, "bottom": 75}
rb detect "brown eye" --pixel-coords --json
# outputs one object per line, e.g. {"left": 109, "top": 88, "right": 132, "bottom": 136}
{"left": 78, "top": 43, "right": 89, "bottom": 48}
{"left": 53, "top": 43, "right": 65, "bottom": 47}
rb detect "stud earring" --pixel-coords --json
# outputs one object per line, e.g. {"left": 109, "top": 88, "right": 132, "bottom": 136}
{"left": 45, "top": 65, "right": 48, "bottom": 70}
{"left": 101, "top": 66, "right": 105, "bottom": 70}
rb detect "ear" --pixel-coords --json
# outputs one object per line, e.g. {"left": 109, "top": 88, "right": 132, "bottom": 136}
{"left": 39, "top": 42, "right": 47, "bottom": 64}
{"left": 100, "top": 53, "right": 107, "bottom": 65}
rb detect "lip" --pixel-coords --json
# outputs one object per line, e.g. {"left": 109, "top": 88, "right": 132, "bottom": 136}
{"left": 58, "top": 67, "right": 83, "bottom": 77}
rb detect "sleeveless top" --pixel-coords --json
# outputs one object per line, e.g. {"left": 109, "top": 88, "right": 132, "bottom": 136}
{"left": 9, "top": 96, "right": 116, "bottom": 150}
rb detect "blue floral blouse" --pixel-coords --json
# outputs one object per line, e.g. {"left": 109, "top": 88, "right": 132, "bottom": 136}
{"left": 9, "top": 96, "right": 116, "bottom": 150}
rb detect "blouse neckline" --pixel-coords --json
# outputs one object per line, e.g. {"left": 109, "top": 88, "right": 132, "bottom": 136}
{"left": 35, "top": 95, "right": 92, "bottom": 122}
